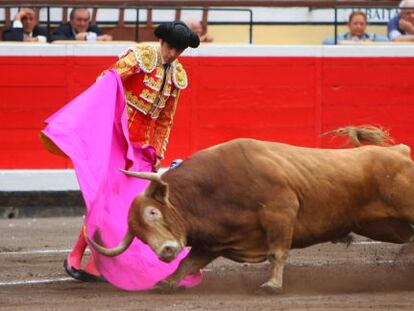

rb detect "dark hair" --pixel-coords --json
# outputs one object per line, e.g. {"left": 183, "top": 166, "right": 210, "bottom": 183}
{"left": 70, "top": 8, "right": 90, "bottom": 20}
{"left": 154, "top": 22, "right": 200, "bottom": 50}
{"left": 348, "top": 11, "right": 367, "bottom": 23}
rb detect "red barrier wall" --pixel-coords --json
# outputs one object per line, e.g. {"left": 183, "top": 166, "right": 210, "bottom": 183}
{"left": 1, "top": 49, "right": 414, "bottom": 168}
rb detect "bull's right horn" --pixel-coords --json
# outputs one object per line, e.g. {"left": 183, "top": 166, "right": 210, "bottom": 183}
{"left": 87, "top": 231, "right": 134, "bottom": 257}
{"left": 120, "top": 169, "right": 161, "bottom": 182}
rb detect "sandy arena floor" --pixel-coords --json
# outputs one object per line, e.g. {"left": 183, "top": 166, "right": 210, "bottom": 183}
{"left": 1, "top": 217, "right": 414, "bottom": 311}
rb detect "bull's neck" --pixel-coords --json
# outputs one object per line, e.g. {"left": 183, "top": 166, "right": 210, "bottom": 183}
{"left": 169, "top": 194, "right": 209, "bottom": 247}
{"left": 167, "top": 199, "right": 188, "bottom": 244}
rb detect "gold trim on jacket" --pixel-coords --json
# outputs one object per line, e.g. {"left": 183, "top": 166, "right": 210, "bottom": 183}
{"left": 109, "top": 43, "right": 188, "bottom": 157}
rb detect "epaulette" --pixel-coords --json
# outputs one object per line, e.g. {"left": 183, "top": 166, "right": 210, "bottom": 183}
{"left": 172, "top": 61, "right": 188, "bottom": 90}
{"left": 131, "top": 44, "right": 158, "bottom": 73}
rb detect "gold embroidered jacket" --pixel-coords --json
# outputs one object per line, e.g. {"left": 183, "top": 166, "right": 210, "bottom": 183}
{"left": 111, "top": 44, "right": 188, "bottom": 158}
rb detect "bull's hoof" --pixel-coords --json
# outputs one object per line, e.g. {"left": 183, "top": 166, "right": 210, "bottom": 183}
{"left": 154, "top": 280, "right": 180, "bottom": 294}
{"left": 256, "top": 283, "right": 283, "bottom": 295}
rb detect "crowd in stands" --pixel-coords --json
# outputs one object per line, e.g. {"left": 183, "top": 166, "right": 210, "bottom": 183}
{"left": 323, "top": 0, "right": 414, "bottom": 44}
{"left": 1, "top": 1, "right": 414, "bottom": 44}
{"left": 2, "top": 7, "right": 111, "bottom": 42}
{"left": 1, "top": 7, "right": 213, "bottom": 43}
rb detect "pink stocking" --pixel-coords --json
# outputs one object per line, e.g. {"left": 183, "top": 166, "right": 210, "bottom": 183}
{"left": 84, "top": 253, "right": 100, "bottom": 276}
{"left": 67, "top": 227, "right": 87, "bottom": 270}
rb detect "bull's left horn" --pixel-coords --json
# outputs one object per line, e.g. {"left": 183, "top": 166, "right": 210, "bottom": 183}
{"left": 120, "top": 169, "right": 161, "bottom": 182}
{"left": 87, "top": 232, "right": 134, "bottom": 257}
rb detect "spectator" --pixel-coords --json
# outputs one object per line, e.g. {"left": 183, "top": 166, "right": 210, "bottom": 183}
{"left": 388, "top": 0, "right": 414, "bottom": 42}
{"left": 186, "top": 19, "right": 214, "bottom": 43}
{"left": 2, "top": 8, "right": 48, "bottom": 42}
{"left": 323, "top": 11, "right": 388, "bottom": 45}
{"left": 50, "top": 8, "right": 112, "bottom": 42}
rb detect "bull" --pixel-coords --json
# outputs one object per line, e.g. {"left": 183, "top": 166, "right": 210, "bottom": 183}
{"left": 89, "top": 126, "right": 414, "bottom": 293}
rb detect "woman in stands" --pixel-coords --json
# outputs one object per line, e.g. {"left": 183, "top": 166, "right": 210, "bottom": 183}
{"left": 323, "top": 11, "right": 389, "bottom": 44}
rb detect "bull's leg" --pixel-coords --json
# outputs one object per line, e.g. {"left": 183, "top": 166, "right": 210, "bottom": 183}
{"left": 385, "top": 168, "right": 414, "bottom": 225}
{"left": 155, "top": 249, "right": 216, "bottom": 293}
{"left": 259, "top": 250, "right": 289, "bottom": 294}
{"left": 258, "top": 196, "right": 297, "bottom": 294}
{"left": 259, "top": 218, "right": 293, "bottom": 294}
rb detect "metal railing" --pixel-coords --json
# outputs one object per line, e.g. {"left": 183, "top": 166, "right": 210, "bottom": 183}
{"left": 0, "top": 4, "right": 254, "bottom": 43}
{"left": 0, "top": 3, "right": 407, "bottom": 44}
{"left": 0, "top": 1, "right": 402, "bottom": 8}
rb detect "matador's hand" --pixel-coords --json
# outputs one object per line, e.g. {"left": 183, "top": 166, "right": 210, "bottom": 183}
{"left": 153, "top": 157, "right": 161, "bottom": 172}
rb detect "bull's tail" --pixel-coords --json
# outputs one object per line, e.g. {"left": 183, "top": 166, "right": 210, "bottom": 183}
{"left": 321, "top": 125, "right": 394, "bottom": 147}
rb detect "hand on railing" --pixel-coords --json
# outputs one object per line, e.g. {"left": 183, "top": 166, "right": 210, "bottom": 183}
{"left": 97, "top": 34, "right": 113, "bottom": 41}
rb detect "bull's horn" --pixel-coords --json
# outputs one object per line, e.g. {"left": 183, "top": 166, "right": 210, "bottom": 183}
{"left": 120, "top": 169, "right": 161, "bottom": 182}
{"left": 87, "top": 232, "right": 134, "bottom": 257}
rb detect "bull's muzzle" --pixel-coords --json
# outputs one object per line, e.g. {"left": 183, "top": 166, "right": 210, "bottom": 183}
{"left": 158, "top": 241, "right": 181, "bottom": 262}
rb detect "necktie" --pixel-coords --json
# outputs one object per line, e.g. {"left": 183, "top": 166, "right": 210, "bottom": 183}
{"left": 160, "top": 63, "right": 170, "bottom": 93}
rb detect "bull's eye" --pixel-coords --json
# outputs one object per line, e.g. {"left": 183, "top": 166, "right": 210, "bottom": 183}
{"left": 143, "top": 206, "right": 162, "bottom": 224}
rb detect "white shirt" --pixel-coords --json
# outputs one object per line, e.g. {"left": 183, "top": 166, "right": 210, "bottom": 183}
{"left": 12, "top": 20, "right": 47, "bottom": 43}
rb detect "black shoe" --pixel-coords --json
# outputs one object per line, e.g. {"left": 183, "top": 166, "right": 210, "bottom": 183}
{"left": 64, "top": 258, "right": 105, "bottom": 282}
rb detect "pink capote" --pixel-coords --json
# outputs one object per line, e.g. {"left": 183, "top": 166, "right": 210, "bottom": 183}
{"left": 41, "top": 70, "right": 202, "bottom": 291}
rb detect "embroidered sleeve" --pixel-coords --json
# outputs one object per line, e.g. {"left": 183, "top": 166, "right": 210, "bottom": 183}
{"left": 99, "top": 44, "right": 157, "bottom": 81}
{"left": 133, "top": 45, "right": 157, "bottom": 73}
{"left": 152, "top": 89, "right": 181, "bottom": 159}
{"left": 172, "top": 61, "right": 188, "bottom": 90}
{"left": 111, "top": 49, "right": 140, "bottom": 81}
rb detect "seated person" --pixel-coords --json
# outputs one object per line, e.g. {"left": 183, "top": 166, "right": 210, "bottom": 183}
{"left": 388, "top": 0, "right": 414, "bottom": 42}
{"left": 323, "top": 11, "right": 388, "bottom": 44}
{"left": 50, "top": 8, "right": 112, "bottom": 42}
{"left": 2, "top": 8, "right": 48, "bottom": 42}
{"left": 186, "top": 19, "right": 214, "bottom": 43}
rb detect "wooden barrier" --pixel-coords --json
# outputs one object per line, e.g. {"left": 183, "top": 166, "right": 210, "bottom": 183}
{"left": 0, "top": 43, "right": 413, "bottom": 168}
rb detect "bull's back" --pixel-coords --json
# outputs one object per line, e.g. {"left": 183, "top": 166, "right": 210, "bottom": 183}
{"left": 171, "top": 138, "right": 412, "bottom": 203}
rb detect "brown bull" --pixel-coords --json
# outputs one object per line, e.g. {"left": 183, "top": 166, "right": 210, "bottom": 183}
{"left": 89, "top": 126, "right": 414, "bottom": 293}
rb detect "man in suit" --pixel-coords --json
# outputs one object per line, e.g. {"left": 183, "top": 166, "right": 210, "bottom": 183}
{"left": 50, "top": 7, "right": 112, "bottom": 42}
{"left": 2, "top": 8, "right": 48, "bottom": 42}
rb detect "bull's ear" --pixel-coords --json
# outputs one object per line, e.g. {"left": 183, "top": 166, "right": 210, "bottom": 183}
{"left": 145, "top": 181, "right": 169, "bottom": 203}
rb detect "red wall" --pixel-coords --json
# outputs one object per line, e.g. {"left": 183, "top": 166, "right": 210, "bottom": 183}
{"left": 1, "top": 55, "right": 414, "bottom": 168}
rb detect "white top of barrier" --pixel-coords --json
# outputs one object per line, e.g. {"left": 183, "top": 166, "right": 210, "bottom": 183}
{"left": 0, "top": 169, "right": 168, "bottom": 191}
{"left": 0, "top": 170, "right": 79, "bottom": 191}
{"left": 0, "top": 42, "right": 414, "bottom": 57}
